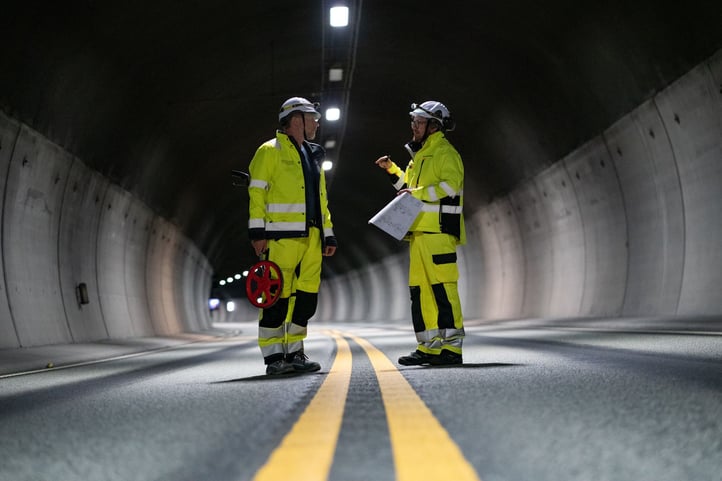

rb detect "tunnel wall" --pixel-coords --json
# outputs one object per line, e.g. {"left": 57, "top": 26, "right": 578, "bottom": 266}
{"left": 318, "top": 48, "right": 722, "bottom": 323}
{"left": 0, "top": 111, "right": 213, "bottom": 349}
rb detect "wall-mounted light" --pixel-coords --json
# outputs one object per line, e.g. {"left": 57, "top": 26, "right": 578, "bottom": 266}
{"left": 322, "top": 160, "right": 334, "bottom": 171}
{"left": 329, "top": 6, "right": 349, "bottom": 27}
{"left": 227, "top": 301, "right": 236, "bottom": 312}
{"left": 325, "top": 108, "right": 341, "bottom": 121}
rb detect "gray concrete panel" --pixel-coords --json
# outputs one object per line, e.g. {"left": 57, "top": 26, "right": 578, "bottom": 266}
{"left": 365, "top": 261, "right": 394, "bottom": 322}
{"left": 178, "top": 241, "right": 209, "bottom": 332}
{"left": 345, "top": 270, "right": 366, "bottom": 321}
{"left": 536, "top": 164, "right": 586, "bottom": 316}
{"left": 511, "top": 182, "right": 554, "bottom": 316}
{"left": 123, "top": 201, "right": 155, "bottom": 337}
{"left": 3, "top": 125, "right": 72, "bottom": 346}
{"left": 472, "top": 209, "right": 503, "bottom": 319}
{"left": 0, "top": 112, "right": 20, "bottom": 347}
{"left": 181, "top": 245, "right": 204, "bottom": 332}
{"left": 491, "top": 198, "right": 527, "bottom": 318}
{"left": 57, "top": 160, "right": 110, "bottom": 341}
{"left": 483, "top": 199, "right": 526, "bottom": 319}
{"left": 381, "top": 252, "right": 411, "bottom": 322}
{"left": 172, "top": 238, "right": 191, "bottom": 330}
{"left": 564, "top": 139, "right": 627, "bottom": 316}
{"left": 96, "top": 185, "right": 135, "bottom": 338}
{"left": 196, "top": 256, "right": 213, "bottom": 328}
{"left": 655, "top": 57, "right": 722, "bottom": 315}
{"left": 318, "top": 276, "right": 346, "bottom": 322}
{"left": 605, "top": 101, "right": 685, "bottom": 315}
{"left": 334, "top": 272, "right": 355, "bottom": 323}
{"left": 457, "top": 218, "right": 481, "bottom": 319}
{"left": 165, "top": 233, "right": 184, "bottom": 333}
{"left": 145, "top": 217, "right": 179, "bottom": 335}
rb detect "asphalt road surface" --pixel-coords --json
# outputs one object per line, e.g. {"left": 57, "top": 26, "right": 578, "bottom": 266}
{"left": 2, "top": 319, "right": 721, "bottom": 481}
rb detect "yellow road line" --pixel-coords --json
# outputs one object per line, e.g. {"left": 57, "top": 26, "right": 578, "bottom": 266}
{"left": 252, "top": 331, "right": 352, "bottom": 481}
{"left": 348, "top": 334, "right": 481, "bottom": 481}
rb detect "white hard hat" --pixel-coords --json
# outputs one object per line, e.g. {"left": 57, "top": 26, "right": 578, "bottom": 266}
{"left": 410, "top": 101, "right": 450, "bottom": 122}
{"left": 409, "top": 101, "right": 455, "bottom": 131}
{"left": 279, "top": 97, "right": 321, "bottom": 121}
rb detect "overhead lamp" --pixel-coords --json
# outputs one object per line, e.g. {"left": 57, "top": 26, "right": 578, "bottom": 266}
{"left": 329, "top": 6, "right": 349, "bottom": 27}
{"left": 329, "top": 67, "right": 343, "bottom": 82}
{"left": 325, "top": 139, "right": 337, "bottom": 149}
{"left": 326, "top": 107, "right": 340, "bottom": 121}
{"left": 322, "top": 160, "right": 333, "bottom": 171}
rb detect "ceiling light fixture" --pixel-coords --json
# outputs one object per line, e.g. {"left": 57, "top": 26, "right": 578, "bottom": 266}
{"left": 329, "top": 67, "right": 344, "bottom": 82}
{"left": 329, "top": 6, "right": 349, "bottom": 27}
{"left": 326, "top": 107, "right": 341, "bottom": 121}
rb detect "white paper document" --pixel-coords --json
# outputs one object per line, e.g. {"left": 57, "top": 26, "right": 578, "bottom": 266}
{"left": 368, "top": 192, "right": 423, "bottom": 240}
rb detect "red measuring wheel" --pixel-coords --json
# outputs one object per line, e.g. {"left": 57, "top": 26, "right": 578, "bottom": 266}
{"left": 245, "top": 260, "right": 283, "bottom": 308}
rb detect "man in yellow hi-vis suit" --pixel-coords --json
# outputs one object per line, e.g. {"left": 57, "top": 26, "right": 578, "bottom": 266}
{"left": 375, "top": 100, "right": 466, "bottom": 366}
{"left": 248, "top": 97, "right": 337, "bottom": 375}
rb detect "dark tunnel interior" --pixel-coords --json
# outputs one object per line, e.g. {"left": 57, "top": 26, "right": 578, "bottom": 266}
{"left": 1, "top": 1, "right": 722, "bottom": 341}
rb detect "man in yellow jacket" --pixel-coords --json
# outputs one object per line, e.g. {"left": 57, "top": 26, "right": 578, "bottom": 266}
{"left": 375, "top": 101, "right": 466, "bottom": 365}
{"left": 248, "top": 97, "right": 337, "bottom": 375}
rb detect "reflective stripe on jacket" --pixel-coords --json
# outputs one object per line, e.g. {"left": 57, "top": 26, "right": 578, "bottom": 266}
{"left": 386, "top": 131, "right": 466, "bottom": 245}
{"left": 248, "top": 131, "right": 335, "bottom": 243}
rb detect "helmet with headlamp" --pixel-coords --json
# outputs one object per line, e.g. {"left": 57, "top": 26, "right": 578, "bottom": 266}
{"left": 409, "top": 100, "right": 456, "bottom": 131}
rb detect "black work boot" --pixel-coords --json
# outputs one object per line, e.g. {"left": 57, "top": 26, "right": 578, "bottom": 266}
{"left": 266, "top": 359, "right": 294, "bottom": 375}
{"left": 287, "top": 351, "right": 321, "bottom": 372}
{"left": 398, "top": 350, "right": 437, "bottom": 366}
{"left": 430, "top": 350, "right": 463, "bottom": 365}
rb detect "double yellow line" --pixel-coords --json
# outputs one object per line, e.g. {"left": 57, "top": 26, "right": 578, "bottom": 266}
{"left": 252, "top": 331, "right": 480, "bottom": 481}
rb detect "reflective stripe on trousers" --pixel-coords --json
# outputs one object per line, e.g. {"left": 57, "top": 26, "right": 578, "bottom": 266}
{"left": 408, "top": 232, "right": 464, "bottom": 355}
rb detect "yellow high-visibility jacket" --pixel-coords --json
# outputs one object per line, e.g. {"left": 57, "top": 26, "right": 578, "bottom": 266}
{"left": 248, "top": 131, "right": 336, "bottom": 245}
{"left": 386, "top": 131, "right": 466, "bottom": 245}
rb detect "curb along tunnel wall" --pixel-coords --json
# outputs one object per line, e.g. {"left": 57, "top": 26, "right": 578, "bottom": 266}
{"left": 1, "top": 49, "right": 722, "bottom": 348}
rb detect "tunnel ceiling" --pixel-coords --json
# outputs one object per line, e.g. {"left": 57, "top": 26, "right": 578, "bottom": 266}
{"left": 2, "top": 1, "right": 721, "bottom": 281}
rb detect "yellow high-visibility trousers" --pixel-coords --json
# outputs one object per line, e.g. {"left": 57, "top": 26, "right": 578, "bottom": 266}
{"left": 258, "top": 228, "right": 322, "bottom": 363}
{"left": 408, "top": 232, "right": 464, "bottom": 355}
